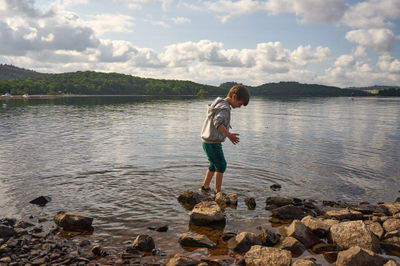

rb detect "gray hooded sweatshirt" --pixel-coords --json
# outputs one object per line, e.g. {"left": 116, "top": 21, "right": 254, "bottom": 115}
{"left": 201, "top": 97, "right": 231, "bottom": 143}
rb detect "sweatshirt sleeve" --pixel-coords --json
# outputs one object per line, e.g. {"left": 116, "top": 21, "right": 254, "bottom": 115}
{"left": 212, "top": 109, "right": 229, "bottom": 129}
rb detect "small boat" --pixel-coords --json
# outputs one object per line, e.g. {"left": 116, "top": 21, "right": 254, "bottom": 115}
{"left": 2, "top": 93, "right": 12, "bottom": 97}
{"left": 22, "top": 94, "right": 30, "bottom": 98}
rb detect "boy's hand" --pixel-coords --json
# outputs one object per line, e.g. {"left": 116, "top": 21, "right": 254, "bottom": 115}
{"left": 228, "top": 133, "right": 240, "bottom": 145}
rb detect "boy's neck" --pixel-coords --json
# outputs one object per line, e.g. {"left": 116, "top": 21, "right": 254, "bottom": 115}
{"left": 224, "top": 97, "right": 233, "bottom": 106}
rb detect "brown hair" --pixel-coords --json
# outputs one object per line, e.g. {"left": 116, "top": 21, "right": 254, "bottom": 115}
{"left": 227, "top": 85, "right": 250, "bottom": 106}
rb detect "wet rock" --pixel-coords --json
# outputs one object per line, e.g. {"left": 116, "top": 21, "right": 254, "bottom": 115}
{"left": 258, "top": 228, "right": 280, "bottom": 246}
{"left": 383, "top": 218, "right": 400, "bottom": 232}
{"left": 271, "top": 205, "right": 315, "bottom": 220}
{"left": 215, "top": 192, "right": 237, "bottom": 208}
{"left": 200, "top": 255, "right": 235, "bottom": 266}
{"left": 323, "top": 251, "right": 338, "bottom": 262}
{"left": 79, "top": 239, "right": 91, "bottom": 247}
{"left": 270, "top": 183, "right": 282, "bottom": 191}
{"left": 266, "top": 197, "right": 293, "bottom": 209}
{"left": 29, "top": 196, "right": 52, "bottom": 206}
{"left": 292, "top": 258, "right": 319, "bottom": 266}
{"left": 379, "top": 202, "right": 400, "bottom": 216}
{"left": 177, "top": 190, "right": 211, "bottom": 207}
{"left": 366, "top": 221, "right": 385, "bottom": 240}
{"left": 381, "top": 231, "right": 400, "bottom": 253}
{"left": 0, "top": 225, "right": 16, "bottom": 237}
{"left": 330, "top": 220, "right": 381, "bottom": 253}
{"left": 228, "top": 232, "right": 262, "bottom": 253}
{"left": 148, "top": 224, "right": 168, "bottom": 232}
{"left": 301, "top": 215, "right": 338, "bottom": 238}
{"left": 384, "top": 260, "right": 400, "bottom": 266}
{"left": 286, "top": 220, "right": 320, "bottom": 248}
{"left": 189, "top": 201, "right": 226, "bottom": 226}
{"left": 132, "top": 234, "right": 155, "bottom": 252}
{"left": 336, "top": 246, "right": 388, "bottom": 266}
{"left": 245, "top": 197, "right": 256, "bottom": 210}
{"left": 325, "top": 209, "right": 363, "bottom": 220}
{"left": 311, "top": 242, "right": 337, "bottom": 253}
{"left": 351, "top": 204, "right": 386, "bottom": 215}
{"left": 221, "top": 231, "right": 236, "bottom": 241}
{"left": 279, "top": 236, "right": 306, "bottom": 257}
{"left": 16, "top": 220, "right": 35, "bottom": 229}
{"left": 53, "top": 211, "right": 93, "bottom": 232}
{"left": 244, "top": 245, "right": 291, "bottom": 266}
{"left": 166, "top": 254, "right": 200, "bottom": 266}
{"left": 178, "top": 232, "right": 215, "bottom": 248}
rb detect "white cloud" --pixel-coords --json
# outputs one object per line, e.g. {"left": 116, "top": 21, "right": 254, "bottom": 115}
{"left": 114, "top": 0, "right": 172, "bottom": 10}
{"left": 334, "top": 54, "right": 355, "bottom": 67}
{"left": 172, "top": 17, "right": 191, "bottom": 24}
{"left": 85, "top": 14, "right": 135, "bottom": 35}
{"left": 345, "top": 28, "right": 395, "bottom": 52}
{"left": 353, "top": 46, "right": 367, "bottom": 57}
{"left": 377, "top": 54, "right": 400, "bottom": 74}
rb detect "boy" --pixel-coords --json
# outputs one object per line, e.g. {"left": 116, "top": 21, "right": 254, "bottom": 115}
{"left": 200, "top": 85, "right": 250, "bottom": 193}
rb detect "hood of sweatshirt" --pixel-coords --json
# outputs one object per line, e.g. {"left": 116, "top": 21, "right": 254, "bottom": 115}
{"left": 207, "top": 97, "right": 231, "bottom": 118}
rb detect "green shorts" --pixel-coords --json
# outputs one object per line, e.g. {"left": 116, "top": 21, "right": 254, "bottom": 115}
{"left": 202, "top": 142, "right": 227, "bottom": 173}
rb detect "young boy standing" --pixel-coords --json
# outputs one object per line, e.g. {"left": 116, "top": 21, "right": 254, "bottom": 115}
{"left": 200, "top": 85, "right": 250, "bottom": 193}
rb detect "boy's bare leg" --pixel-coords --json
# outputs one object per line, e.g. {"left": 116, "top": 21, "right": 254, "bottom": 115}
{"left": 215, "top": 172, "right": 223, "bottom": 193}
{"left": 202, "top": 170, "right": 214, "bottom": 189}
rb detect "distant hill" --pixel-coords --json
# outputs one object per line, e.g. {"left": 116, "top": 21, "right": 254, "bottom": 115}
{"left": 0, "top": 70, "right": 223, "bottom": 96}
{"left": 346, "top": 85, "right": 400, "bottom": 91}
{"left": 220, "top": 81, "right": 370, "bottom": 97}
{"left": 0, "top": 64, "right": 47, "bottom": 80}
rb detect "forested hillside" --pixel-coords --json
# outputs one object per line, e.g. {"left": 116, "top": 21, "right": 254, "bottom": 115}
{"left": 0, "top": 64, "right": 46, "bottom": 80}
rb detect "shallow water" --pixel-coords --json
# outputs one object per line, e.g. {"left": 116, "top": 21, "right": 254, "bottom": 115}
{"left": 0, "top": 96, "right": 399, "bottom": 260}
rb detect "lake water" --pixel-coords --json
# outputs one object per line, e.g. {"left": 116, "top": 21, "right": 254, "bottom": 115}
{"left": 0, "top": 96, "right": 399, "bottom": 257}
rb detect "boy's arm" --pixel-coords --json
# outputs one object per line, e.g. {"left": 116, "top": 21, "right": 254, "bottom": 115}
{"left": 217, "top": 124, "right": 239, "bottom": 145}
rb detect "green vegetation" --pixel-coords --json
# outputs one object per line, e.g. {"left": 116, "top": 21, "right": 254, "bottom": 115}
{"left": 0, "top": 64, "right": 46, "bottom": 80}
{"left": 0, "top": 70, "right": 224, "bottom": 96}
{"left": 1, "top": 64, "right": 397, "bottom": 97}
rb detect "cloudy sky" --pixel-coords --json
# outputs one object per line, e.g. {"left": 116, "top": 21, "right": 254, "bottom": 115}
{"left": 0, "top": 0, "right": 399, "bottom": 87}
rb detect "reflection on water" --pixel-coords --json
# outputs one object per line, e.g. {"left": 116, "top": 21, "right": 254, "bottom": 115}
{"left": 0, "top": 96, "right": 399, "bottom": 254}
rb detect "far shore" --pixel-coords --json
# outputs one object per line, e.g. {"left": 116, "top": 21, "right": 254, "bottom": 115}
{"left": 1, "top": 94, "right": 201, "bottom": 99}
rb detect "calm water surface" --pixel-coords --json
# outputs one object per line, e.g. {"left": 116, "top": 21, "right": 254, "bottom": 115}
{"left": 0, "top": 96, "right": 399, "bottom": 257}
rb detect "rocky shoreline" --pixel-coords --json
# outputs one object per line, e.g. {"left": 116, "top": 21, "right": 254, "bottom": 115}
{"left": 1, "top": 192, "right": 400, "bottom": 265}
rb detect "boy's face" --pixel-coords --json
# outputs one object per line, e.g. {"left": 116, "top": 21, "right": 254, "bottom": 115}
{"left": 231, "top": 94, "right": 244, "bottom": 108}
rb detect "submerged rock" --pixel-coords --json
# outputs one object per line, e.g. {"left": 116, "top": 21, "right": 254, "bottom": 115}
{"left": 245, "top": 197, "right": 256, "bottom": 210}
{"left": 29, "top": 196, "right": 52, "bottom": 206}
{"left": 53, "top": 211, "right": 93, "bottom": 232}
{"left": 270, "top": 183, "right": 282, "bottom": 191}
{"left": 132, "top": 234, "right": 155, "bottom": 252}
{"left": 178, "top": 232, "right": 215, "bottom": 248}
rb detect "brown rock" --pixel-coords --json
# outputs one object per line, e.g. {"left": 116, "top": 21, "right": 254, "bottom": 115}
{"left": 379, "top": 202, "right": 400, "bottom": 216}
{"left": 325, "top": 209, "right": 363, "bottom": 220}
{"left": 330, "top": 220, "right": 381, "bottom": 253}
{"left": 336, "top": 246, "right": 388, "bottom": 266}
{"left": 53, "top": 211, "right": 93, "bottom": 232}
{"left": 189, "top": 201, "right": 225, "bottom": 226}
{"left": 366, "top": 221, "right": 385, "bottom": 240}
{"left": 178, "top": 232, "right": 215, "bottom": 248}
{"left": 286, "top": 220, "right": 320, "bottom": 248}
{"left": 229, "top": 232, "right": 262, "bottom": 253}
{"left": 301, "top": 215, "right": 338, "bottom": 238}
{"left": 271, "top": 205, "right": 314, "bottom": 220}
{"left": 292, "top": 258, "right": 318, "bottom": 266}
{"left": 166, "top": 254, "right": 200, "bottom": 266}
{"left": 244, "top": 245, "right": 291, "bottom": 266}
{"left": 383, "top": 218, "right": 400, "bottom": 232}
{"left": 279, "top": 236, "right": 306, "bottom": 257}
{"left": 132, "top": 234, "right": 155, "bottom": 252}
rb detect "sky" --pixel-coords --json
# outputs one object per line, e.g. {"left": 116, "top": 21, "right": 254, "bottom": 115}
{"left": 0, "top": 0, "right": 399, "bottom": 87}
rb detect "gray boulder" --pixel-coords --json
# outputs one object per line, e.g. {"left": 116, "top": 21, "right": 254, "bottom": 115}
{"left": 132, "top": 234, "right": 155, "bottom": 252}
{"left": 229, "top": 232, "right": 262, "bottom": 252}
{"left": 244, "top": 245, "right": 291, "bottom": 266}
{"left": 330, "top": 220, "right": 381, "bottom": 253}
{"left": 178, "top": 232, "right": 215, "bottom": 248}
{"left": 286, "top": 220, "right": 320, "bottom": 248}
{"left": 53, "top": 211, "right": 93, "bottom": 232}
{"left": 189, "top": 201, "right": 225, "bottom": 226}
{"left": 336, "top": 246, "right": 388, "bottom": 266}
